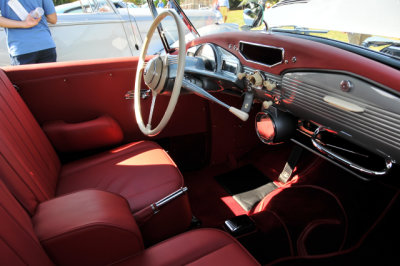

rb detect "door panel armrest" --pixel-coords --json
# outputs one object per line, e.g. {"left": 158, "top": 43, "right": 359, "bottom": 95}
{"left": 43, "top": 115, "right": 123, "bottom": 153}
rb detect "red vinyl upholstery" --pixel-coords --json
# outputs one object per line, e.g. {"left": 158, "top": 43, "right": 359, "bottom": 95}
{"left": 0, "top": 180, "right": 259, "bottom": 265}
{"left": 58, "top": 141, "right": 192, "bottom": 244}
{"left": 58, "top": 141, "right": 184, "bottom": 213}
{"left": 117, "top": 228, "right": 260, "bottom": 266}
{"left": 33, "top": 189, "right": 144, "bottom": 265}
{"left": 0, "top": 181, "right": 53, "bottom": 266}
{"left": 0, "top": 70, "right": 60, "bottom": 214}
{"left": 0, "top": 69, "right": 191, "bottom": 243}
{"left": 43, "top": 115, "right": 124, "bottom": 153}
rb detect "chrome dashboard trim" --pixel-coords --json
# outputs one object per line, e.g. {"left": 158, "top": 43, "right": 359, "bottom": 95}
{"left": 281, "top": 71, "right": 400, "bottom": 163}
{"left": 311, "top": 127, "right": 393, "bottom": 176}
{"left": 238, "top": 41, "right": 285, "bottom": 68}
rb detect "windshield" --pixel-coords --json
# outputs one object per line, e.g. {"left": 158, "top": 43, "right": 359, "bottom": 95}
{"left": 157, "top": 0, "right": 400, "bottom": 61}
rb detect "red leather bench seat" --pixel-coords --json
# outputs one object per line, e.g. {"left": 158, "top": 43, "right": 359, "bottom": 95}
{"left": 0, "top": 70, "right": 191, "bottom": 244}
{"left": 0, "top": 180, "right": 259, "bottom": 266}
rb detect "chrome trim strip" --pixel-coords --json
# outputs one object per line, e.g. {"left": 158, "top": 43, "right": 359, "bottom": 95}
{"left": 52, "top": 20, "right": 125, "bottom": 27}
{"left": 154, "top": 187, "right": 188, "bottom": 209}
{"left": 323, "top": 95, "right": 365, "bottom": 113}
{"left": 311, "top": 127, "right": 393, "bottom": 176}
{"left": 238, "top": 41, "right": 284, "bottom": 68}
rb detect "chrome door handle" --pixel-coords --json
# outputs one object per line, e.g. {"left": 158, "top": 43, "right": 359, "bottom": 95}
{"left": 311, "top": 127, "right": 393, "bottom": 176}
{"left": 124, "top": 89, "right": 151, "bottom": 100}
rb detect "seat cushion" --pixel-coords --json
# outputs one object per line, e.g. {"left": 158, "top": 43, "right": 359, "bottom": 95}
{"left": 57, "top": 141, "right": 192, "bottom": 244}
{"left": 117, "top": 228, "right": 260, "bottom": 266}
{"left": 58, "top": 141, "right": 184, "bottom": 213}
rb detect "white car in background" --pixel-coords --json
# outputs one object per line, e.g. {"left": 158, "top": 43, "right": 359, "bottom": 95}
{"left": 55, "top": 0, "right": 138, "bottom": 13}
{"left": 0, "top": 0, "right": 223, "bottom": 66}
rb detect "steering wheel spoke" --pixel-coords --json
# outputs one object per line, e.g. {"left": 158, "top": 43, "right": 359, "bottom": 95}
{"left": 167, "top": 54, "right": 179, "bottom": 66}
{"left": 134, "top": 10, "right": 186, "bottom": 137}
{"left": 146, "top": 93, "right": 157, "bottom": 130}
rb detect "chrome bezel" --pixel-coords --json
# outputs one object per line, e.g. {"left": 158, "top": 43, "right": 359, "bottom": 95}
{"left": 239, "top": 41, "right": 285, "bottom": 68}
{"left": 255, "top": 111, "right": 282, "bottom": 145}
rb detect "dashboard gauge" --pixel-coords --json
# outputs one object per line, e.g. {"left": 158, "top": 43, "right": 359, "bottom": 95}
{"left": 195, "top": 44, "right": 217, "bottom": 71}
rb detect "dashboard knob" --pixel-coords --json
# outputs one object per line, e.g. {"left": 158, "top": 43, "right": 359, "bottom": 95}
{"left": 263, "top": 80, "right": 277, "bottom": 91}
{"left": 340, "top": 80, "right": 353, "bottom": 92}
{"left": 263, "top": 101, "right": 273, "bottom": 109}
{"left": 248, "top": 71, "right": 264, "bottom": 86}
{"left": 237, "top": 72, "right": 247, "bottom": 80}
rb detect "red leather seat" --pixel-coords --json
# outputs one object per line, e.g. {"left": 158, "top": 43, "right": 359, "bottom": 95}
{"left": 0, "top": 180, "right": 259, "bottom": 266}
{"left": 117, "top": 228, "right": 260, "bottom": 266}
{"left": 0, "top": 70, "right": 191, "bottom": 244}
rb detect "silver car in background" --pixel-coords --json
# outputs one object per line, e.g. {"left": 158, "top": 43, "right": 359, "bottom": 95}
{"left": 0, "top": 0, "right": 223, "bottom": 66}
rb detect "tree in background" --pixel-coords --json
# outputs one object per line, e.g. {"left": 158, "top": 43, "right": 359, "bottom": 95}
{"left": 53, "top": 0, "right": 73, "bottom": 5}
{"left": 231, "top": 0, "right": 278, "bottom": 9}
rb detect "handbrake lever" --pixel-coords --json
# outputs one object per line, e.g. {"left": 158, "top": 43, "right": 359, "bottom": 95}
{"left": 182, "top": 79, "right": 249, "bottom": 121}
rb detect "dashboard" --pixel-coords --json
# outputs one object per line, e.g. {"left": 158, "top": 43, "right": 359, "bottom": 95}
{"left": 182, "top": 31, "right": 400, "bottom": 180}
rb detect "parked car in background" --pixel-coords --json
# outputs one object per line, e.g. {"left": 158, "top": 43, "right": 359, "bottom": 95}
{"left": 0, "top": 0, "right": 223, "bottom": 66}
{"left": 264, "top": 0, "right": 400, "bottom": 56}
{"left": 55, "top": 0, "right": 138, "bottom": 13}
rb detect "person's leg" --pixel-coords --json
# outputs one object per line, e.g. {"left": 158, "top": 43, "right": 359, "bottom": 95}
{"left": 219, "top": 6, "right": 228, "bottom": 22}
{"left": 10, "top": 51, "right": 39, "bottom": 65}
{"left": 36, "top": 48, "right": 57, "bottom": 63}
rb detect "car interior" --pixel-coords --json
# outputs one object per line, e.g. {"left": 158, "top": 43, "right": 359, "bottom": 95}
{"left": 1, "top": 5, "right": 400, "bottom": 266}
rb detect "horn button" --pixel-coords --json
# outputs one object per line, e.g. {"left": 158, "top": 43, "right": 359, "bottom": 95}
{"left": 144, "top": 56, "right": 164, "bottom": 91}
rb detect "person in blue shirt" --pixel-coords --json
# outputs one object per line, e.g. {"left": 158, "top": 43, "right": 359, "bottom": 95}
{"left": 157, "top": 1, "right": 165, "bottom": 8}
{"left": 0, "top": 0, "right": 57, "bottom": 65}
{"left": 166, "top": 0, "right": 175, "bottom": 9}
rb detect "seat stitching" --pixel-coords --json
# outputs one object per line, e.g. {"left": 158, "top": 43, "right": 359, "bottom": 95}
{"left": 0, "top": 78, "right": 58, "bottom": 176}
{"left": 0, "top": 202, "right": 47, "bottom": 263}
{"left": 39, "top": 222, "right": 144, "bottom": 251}
{"left": 0, "top": 107, "right": 54, "bottom": 196}
{"left": 0, "top": 152, "right": 47, "bottom": 205}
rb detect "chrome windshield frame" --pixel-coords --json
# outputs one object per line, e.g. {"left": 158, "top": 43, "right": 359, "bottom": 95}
{"left": 147, "top": 0, "right": 171, "bottom": 53}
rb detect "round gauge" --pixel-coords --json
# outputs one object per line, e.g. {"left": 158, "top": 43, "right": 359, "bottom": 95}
{"left": 195, "top": 44, "right": 217, "bottom": 71}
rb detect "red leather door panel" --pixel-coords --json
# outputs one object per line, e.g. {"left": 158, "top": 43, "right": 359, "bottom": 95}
{"left": 3, "top": 58, "right": 209, "bottom": 145}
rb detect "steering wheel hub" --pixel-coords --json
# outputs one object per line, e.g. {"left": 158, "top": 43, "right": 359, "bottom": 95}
{"left": 144, "top": 56, "right": 165, "bottom": 91}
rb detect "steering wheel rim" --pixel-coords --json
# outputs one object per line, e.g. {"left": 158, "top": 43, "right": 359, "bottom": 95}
{"left": 134, "top": 10, "right": 186, "bottom": 137}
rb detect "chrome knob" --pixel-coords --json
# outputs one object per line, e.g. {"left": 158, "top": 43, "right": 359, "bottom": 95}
{"left": 263, "top": 80, "right": 277, "bottom": 91}
{"left": 340, "top": 80, "right": 353, "bottom": 92}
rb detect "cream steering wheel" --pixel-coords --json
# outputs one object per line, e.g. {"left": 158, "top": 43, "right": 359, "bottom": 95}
{"left": 134, "top": 10, "right": 186, "bottom": 136}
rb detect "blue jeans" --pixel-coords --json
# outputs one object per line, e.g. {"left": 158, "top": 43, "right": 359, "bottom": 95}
{"left": 10, "top": 48, "right": 57, "bottom": 65}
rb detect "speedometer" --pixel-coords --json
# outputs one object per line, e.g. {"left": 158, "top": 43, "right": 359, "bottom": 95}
{"left": 194, "top": 44, "right": 217, "bottom": 71}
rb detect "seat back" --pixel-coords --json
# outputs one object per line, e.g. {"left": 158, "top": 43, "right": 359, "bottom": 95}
{"left": 0, "top": 180, "right": 53, "bottom": 265}
{"left": 0, "top": 70, "right": 60, "bottom": 214}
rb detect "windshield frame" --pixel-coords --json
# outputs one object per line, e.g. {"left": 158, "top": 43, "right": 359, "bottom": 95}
{"left": 147, "top": 0, "right": 171, "bottom": 53}
{"left": 147, "top": 0, "right": 200, "bottom": 54}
